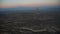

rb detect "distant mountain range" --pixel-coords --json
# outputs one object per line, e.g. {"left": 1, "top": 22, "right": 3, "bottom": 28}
{"left": 0, "top": 6, "right": 59, "bottom": 11}
{"left": 0, "top": 5, "right": 60, "bottom": 16}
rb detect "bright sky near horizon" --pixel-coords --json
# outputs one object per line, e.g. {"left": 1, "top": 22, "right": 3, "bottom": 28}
{"left": 1, "top": 0, "right": 58, "bottom": 8}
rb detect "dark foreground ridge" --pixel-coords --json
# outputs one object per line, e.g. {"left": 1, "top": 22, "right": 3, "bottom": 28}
{"left": 0, "top": 10, "right": 60, "bottom": 34}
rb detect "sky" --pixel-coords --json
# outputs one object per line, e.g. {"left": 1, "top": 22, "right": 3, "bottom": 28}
{"left": 1, "top": 0, "right": 58, "bottom": 8}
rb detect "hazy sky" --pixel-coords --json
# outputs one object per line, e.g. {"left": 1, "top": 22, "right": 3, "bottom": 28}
{"left": 1, "top": 0, "right": 58, "bottom": 8}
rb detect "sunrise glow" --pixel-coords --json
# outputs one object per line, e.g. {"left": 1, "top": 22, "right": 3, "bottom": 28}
{"left": 1, "top": 0, "right": 58, "bottom": 8}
